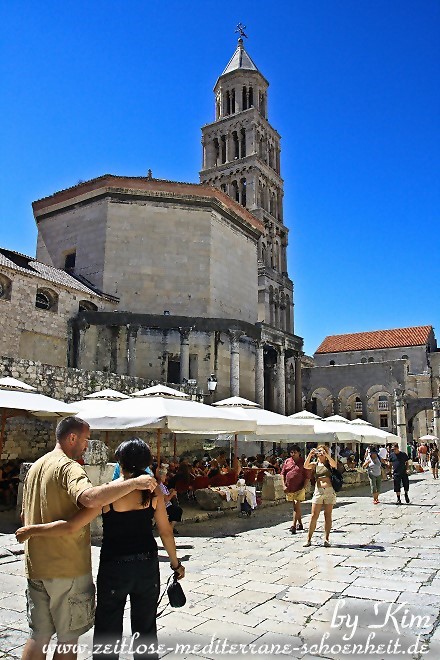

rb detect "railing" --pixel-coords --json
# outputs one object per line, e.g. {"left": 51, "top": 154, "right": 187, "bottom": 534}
{"left": 378, "top": 400, "right": 389, "bottom": 411}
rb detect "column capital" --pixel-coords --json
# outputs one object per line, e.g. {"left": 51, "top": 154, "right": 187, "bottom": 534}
{"left": 179, "top": 327, "right": 192, "bottom": 342}
{"left": 229, "top": 329, "right": 244, "bottom": 344}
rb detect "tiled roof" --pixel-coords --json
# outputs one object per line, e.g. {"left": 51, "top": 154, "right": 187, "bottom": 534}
{"left": 32, "top": 175, "right": 264, "bottom": 235}
{"left": 0, "top": 248, "right": 110, "bottom": 299}
{"left": 315, "top": 326, "right": 433, "bottom": 354}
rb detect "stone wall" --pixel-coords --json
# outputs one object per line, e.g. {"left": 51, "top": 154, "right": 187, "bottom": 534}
{"left": 0, "top": 267, "right": 108, "bottom": 368}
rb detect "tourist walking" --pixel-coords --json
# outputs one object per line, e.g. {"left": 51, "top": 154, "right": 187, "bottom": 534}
{"left": 430, "top": 446, "right": 439, "bottom": 479}
{"left": 280, "top": 445, "right": 311, "bottom": 534}
{"left": 303, "top": 445, "right": 338, "bottom": 547}
{"left": 389, "top": 443, "right": 410, "bottom": 504}
{"left": 17, "top": 436, "right": 184, "bottom": 660}
{"left": 418, "top": 442, "right": 428, "bottom": 469}
{"left": 363, "top": 447, "right": 382, "bottom": 504}
{"left": 18, "top": 418, "right": 157, "bottom": 660}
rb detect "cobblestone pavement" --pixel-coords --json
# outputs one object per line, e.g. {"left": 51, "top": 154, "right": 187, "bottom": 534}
{"left": 1, "top": 472, "right": 440, "bottom": 659}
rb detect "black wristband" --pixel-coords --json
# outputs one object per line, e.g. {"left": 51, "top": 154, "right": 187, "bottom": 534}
{"left": 170, "top": 561, "right": 182, "bottom": 571}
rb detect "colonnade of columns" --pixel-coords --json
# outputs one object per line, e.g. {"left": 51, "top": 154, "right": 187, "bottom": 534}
{"left": 75, "top": 322, "right": 302, "bottom": 415}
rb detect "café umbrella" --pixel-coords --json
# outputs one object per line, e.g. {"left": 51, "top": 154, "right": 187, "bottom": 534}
{"left": 0, "top": 377, "right": 75, "bottom": 454}
{"left": 76, "top": 393, "right": 256, "bottom": 464}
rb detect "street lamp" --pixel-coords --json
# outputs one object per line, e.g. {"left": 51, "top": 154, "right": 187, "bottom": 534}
{"left": 207, "top": 373, "right": 218, "bottom": 403}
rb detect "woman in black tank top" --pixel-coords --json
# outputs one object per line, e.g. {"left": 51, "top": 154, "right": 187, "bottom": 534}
{"left": 15, "top": 438, "right": 185, "bottom": 660}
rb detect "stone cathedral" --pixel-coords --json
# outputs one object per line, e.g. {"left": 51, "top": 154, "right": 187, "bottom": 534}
{"left": 0, "top": 36, "right": 304, "bottom": 414}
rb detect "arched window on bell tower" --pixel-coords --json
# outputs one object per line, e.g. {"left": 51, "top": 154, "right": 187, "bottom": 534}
{"left": 221, "top": 135, "right": 227, "bottom": 163}
{"left": 213, "top": 138, "right": 220, "bottom": 166}
{"left": 231, "top": 180, "right": 239, "bottom": 203}
{"left": 240, "top": 178, "right": 247, "bottom": 207}
{"left": 232, "top": 131, "right": 239, "bottom": 159}
{"left": 242, "top": 86, "right": 247, "bottom": 110}
{"left": 231, "top": 88, "right": 236, "bottom": 113}
{"left": 240, "top": 128, "right": 246, "bottom": 157}
{"left": 249, "top": 87, "right": 254, "bottom": 107}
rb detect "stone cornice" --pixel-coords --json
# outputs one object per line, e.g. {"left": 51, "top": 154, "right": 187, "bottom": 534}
{"left": 32, "top": 175, "right": 264, "bottom": 240}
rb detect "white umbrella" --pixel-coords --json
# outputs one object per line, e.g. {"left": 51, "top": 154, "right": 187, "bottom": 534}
{"left": 77, "top": 394, "right": 256, "bottom": 464}
{"left": 133, "top": 384, "right": 189, "bottom": 398}
{"left": 67, "top": 389, "right": 130, "bottom": 419}
{"left": 418, "top": 434, "right": 438, "bottom": 442}
{"left": 213, "top": 397, "right": 315, "bottom": 437}
{"left": 0, "top": 377, "right": 75, "bottom": 454}
{"left": 289, "top": 410, "right": 322, "bottom": 420}
{"left": 348, "top": 418, "right": 399, "bottom": 444}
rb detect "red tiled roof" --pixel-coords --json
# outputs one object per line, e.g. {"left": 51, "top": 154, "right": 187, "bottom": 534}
{"left": 316, "top": 326, "right": 433, "bottom": 354}
{"left": 32, "top": 174, "right": 264, "bottom": 235}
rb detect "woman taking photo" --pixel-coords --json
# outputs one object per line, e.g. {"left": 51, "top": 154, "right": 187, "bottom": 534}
{"left": 303, "top": 445, "right": 338, "bottom": 547}
{"left": 16, "top": 438, "right": 185, "bottom": 660}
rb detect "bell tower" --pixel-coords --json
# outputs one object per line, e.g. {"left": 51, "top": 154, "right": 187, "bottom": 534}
{"left": 200, "top": 32, "right": 294, "bottom": 337}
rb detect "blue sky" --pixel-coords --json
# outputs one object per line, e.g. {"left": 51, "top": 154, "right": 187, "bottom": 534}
{"left": 1, "top": 0, "right": 439, "bottom": 355}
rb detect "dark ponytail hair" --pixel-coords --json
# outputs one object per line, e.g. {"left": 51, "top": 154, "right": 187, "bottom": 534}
{"left": 115, "top": 437, "right": 153, "bottom": 506}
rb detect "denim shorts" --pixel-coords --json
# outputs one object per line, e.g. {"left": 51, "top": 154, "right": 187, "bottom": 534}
{"left": 26, "top": 573, "right": 95, "bottom": 642}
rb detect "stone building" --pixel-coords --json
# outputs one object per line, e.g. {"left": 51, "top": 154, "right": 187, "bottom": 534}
{"left": 0, "top": 247, "right": 116, "bottom": 367}
{"left": 302, "top": 326, "right": 440, "bottom": 442}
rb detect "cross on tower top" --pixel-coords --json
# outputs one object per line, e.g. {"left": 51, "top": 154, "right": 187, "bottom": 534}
{"left": 235, "top": 23, "right": 248, "bottom": 40}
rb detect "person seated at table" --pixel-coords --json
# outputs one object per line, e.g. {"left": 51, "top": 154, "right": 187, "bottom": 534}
{"left": 207, "top": 459, "right": 220, "bottom": 479}
{"left": 156, "top": 467, "right": 183, "bottom": 534}
{"left": 168, "top": 457, "right": 192, "bottom": 489}
{"left": 191, "top": 459, "right": 207, "bottom": 477}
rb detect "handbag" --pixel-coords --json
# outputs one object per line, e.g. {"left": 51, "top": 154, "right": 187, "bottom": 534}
{"left": 167, "top": 574, "right": 186, "bottom": 607}
{"left": 330, "top": 466, "right": 343, "bottom": 492}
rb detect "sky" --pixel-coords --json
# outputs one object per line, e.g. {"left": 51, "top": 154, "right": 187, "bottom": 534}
{"left": 1, "top": 0, "right": 439, "bottom": 355}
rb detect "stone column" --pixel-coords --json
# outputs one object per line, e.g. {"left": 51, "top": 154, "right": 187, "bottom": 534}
{"left": 433, "top": 399, "right": 440, "bottom": 446}
{"left": 76, "top": 322, "right": 89, "bottom": 369}
{"left": 277, "top": 346, "right": 286, "bottom": 415}
{"left": 109, "top": 326, "right": 119, "bottom": 374}
{"left": 229, "top": 330, "right": 243, "bottom": 397}
{"left": 255, "top": 341, "right": 265, "bottom": 407}
{"left": 179, "top": 327, "right": 191, "bottom": 383}
{"left": 126, "top": 325, "right": 139, "bottom": 377}
{"left": 394, "top": 389, "right": 408, "bottom": 451}
{"left": 294, "top": 355, "right": 303, "bottom": 412}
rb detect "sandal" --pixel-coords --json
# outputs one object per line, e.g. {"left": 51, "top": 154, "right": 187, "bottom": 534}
{"left": 324, "top": 540, "right": 331, "bottom": 547}
{"left": 303, "top": 540, "right": 311, "bottom": 547}
{"left": 289, "top": 526, "right": 296, "bottom": 534}
{"left": 296, "top": 523, "right": 304, "bottom": 531}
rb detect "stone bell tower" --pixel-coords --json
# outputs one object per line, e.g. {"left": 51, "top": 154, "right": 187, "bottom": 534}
{"left": 200, "top": 31, "right": 303, "bottom": 414}
{"left": 200, "top": 33, "right": 294, "bottom": 336}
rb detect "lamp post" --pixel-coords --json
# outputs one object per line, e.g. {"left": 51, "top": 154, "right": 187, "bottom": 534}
{"left": 207, "top": 373, "right": 218, "bottom": 404}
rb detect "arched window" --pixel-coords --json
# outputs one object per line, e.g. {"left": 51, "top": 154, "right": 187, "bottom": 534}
{"left": 35, "top": 288, "right": 58, "bottom": 312}
{"left": 329, "top": 360, "right": 335, "bottom": 366}
{"left": 213, "top": 138, "right": 220, "bottom": 166}
{"left": 221, "top": 135, "right": 226, "bottom": 163}
{"left": 249, "top": 87, "right": 254, "bottom": 107}
{"left": 401, "top": 354, "right": 408, "bottom": 360}
{"left": 240, "top": 178, "right": 246, "bottom": 207}
{"left": 0, "top": 273, "right": 12, "bottom": 301}
{"left": 240, "top": 128, "right": 246, "bottom": 157}
{"left": 231, "top": 88, "right": 236, "bottom": 113}
{"left": 368, "top": 357, "right": 374, "bottom": 363}
{"left": 232, "top": 131, "right": 239, "bottom": 159}
{"left": 231, "top": 180, "right": 239, "bottom": 203}
{"left": 361, "top": 358, "right": 367, "bottom": 363}
{"left": 79, "top": 300, "right": 98, "bottom": 312}
{"left": 355, "top": 397, "right": 363, "bottom": 413}
{"left": 225, "top": 90, "right": 231, "bottom": 115}
{"left": 242, "top": 86, "right": 247, "bottom": 110}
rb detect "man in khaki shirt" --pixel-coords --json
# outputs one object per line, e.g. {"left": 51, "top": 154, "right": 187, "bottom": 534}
{"left": 21, "top": 416, "right": 156, "bottom": 660}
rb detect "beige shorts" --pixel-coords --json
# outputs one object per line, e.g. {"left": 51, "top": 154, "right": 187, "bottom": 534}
{"left": 26, "top": 573, "right": 95, "bottom": 642}
{"left": 286, "top": 488, "right": 306, "bottom": 502}
{"left": 312, "top": 486, "right": 337, "bottom": 505}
